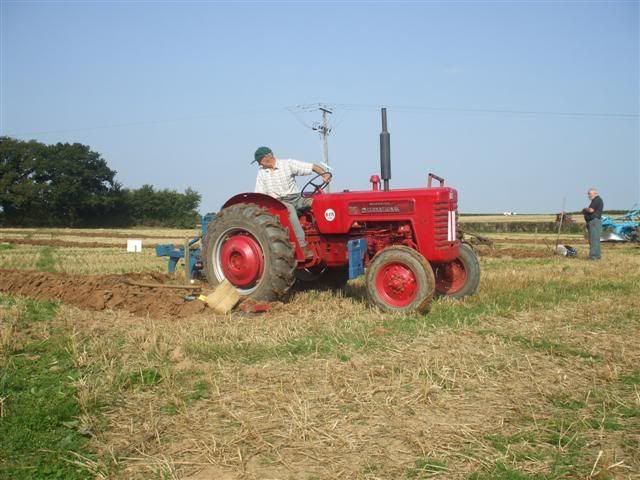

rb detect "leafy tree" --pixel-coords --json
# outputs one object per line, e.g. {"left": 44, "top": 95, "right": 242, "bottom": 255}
{"left": 0, "top": 137, "right": 49, "bottom": 225}
{"left": 123, "top": 185, "right": 201, "bottom": 228}
{"left": 41, "top": 141, "right": 121, "bottom": 226}
{"left": 0, "top": 137, "right": 202, "bottom": 228}
{"left": 0, "top": 137, "right": 121, "bottom": 226}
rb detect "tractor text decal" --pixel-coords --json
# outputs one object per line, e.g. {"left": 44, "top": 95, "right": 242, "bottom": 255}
{"left": 347, "top": 200, "right": 415, "bottom": 215}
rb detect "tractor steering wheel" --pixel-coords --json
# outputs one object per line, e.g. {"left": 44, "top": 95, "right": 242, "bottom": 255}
{"left": 301, "top": 172, "right": 332, "bottom": 197}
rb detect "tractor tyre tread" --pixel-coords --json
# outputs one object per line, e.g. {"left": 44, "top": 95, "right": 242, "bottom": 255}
{"left": 365, "top": 246, "right": 436, "bottom": 314}
{"left": 435, "top": 243, "right": 480, "bottom": 299}
{"left": 201, "top": 203, "right": 296, "bottom": 301}
{"left": 452, "top": 243, "right": 480, "bottom": 298}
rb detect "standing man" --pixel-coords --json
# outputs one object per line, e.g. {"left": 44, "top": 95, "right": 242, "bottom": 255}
{"left": 582, "top": 188, "right": 604, "bottom": 260}
{"left": 252, "top": 147, "right": 331, "bottom": 258}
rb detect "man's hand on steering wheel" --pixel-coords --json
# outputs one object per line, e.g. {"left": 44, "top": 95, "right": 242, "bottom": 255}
{"left": 301, "top": 171, "right": 332, "bottom": 197}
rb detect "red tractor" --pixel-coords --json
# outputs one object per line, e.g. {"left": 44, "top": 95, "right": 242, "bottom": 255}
{"left": 201, "top": 109, "right": 480, "bottom": 313}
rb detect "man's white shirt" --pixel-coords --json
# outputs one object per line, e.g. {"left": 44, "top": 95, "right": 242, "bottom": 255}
{"left": 255, "top": 159, "right": 314, "bottom": 198}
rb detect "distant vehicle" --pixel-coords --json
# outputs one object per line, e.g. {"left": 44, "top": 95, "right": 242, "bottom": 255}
{"left": 555, "top": 213, "right": 576, "bottom": 225}
{"left": 502, "top": 211, "right": 517, "bottom": 216}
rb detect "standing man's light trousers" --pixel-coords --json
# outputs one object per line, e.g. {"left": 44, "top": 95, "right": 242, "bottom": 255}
{"left": 587, "top": 218, "right": 602, "bottom": 259}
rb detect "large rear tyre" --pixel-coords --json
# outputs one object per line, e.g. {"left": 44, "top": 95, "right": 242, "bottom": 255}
{"left": 365, "top": 246, "right": 435, "bottom": 314}
{"left": 433, "top": 243, "right": 480, "bottom": 298}
{"left": 201, "top": 204, "right": 296, "bottom": 301}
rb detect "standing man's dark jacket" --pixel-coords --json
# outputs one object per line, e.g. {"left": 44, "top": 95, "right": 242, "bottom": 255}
{"left": 583, "top": 195, "right": 604, "bottom": 222}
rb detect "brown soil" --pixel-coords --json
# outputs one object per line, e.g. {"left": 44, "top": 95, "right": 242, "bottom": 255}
{"left": 477, "top": 242, "right": 629, "bottom": 258}
{"left": 0, "top": 238, "right": 164, "bottom": 249}
{"left": 0, "top": 269, "right": 206, "bottom": 318}
{"left": 0, "top": 229, "right": 182, "bottom": 239}
{"left": 493, "top": 237, "right": 588, "bottom": 245}
{"left": 476, "top": 247, "right": 554, "bottom": 259}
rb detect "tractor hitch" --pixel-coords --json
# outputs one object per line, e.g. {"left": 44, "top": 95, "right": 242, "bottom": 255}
{"left": 155, "top": 213, "right": 216, "bottom": 279}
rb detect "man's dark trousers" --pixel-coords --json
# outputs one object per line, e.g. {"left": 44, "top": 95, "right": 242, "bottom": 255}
{"left": 587, "top": 218, "right": 602, "bottom": 259}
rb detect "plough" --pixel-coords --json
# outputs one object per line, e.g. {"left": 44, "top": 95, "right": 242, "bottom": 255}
{"left": 155, "top": 213, "right": 216, "bottom": 279}
{"left": 601, "top": 207, "right": 639, "bottom": 242}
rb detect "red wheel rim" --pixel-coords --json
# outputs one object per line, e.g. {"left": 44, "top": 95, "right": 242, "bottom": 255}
{"left": 435, "top": 259, "right": 467, "bottom": 294}
{"left": 375, "top": 262, "right": 418, "bottom": 307}
{"left": 219, "top": 233, "right": 264, "bottom": 288}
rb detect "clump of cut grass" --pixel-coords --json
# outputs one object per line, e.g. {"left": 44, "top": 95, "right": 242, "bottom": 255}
{"left": 125, "top": 367, "right": 163, "bottom": 388}
{"left": 469, "top": 462, "right": 545, "bottom": 480}
{"left": 405, "top": 456, "right": 448, "bottom": 478}
{"left": 620, "top": 369, "right": 640, "bottom": 385}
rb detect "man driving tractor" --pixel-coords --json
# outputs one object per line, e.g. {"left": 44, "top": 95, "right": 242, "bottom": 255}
{"left": 252, "top": 146, "right": 331, "bottom": 258}
{"left": 198, "top": 110, "right": 479, "bottom": 313}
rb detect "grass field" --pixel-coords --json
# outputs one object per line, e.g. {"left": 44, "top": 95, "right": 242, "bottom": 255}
{"left": 0, "top": 227, "right": 638, "bottom": 479}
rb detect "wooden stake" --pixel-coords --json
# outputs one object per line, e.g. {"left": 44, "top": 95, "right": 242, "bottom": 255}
{"left": 555, "top": 197, "right": 566, "bottom": 250}
{"left": 184, "top": 238, "right": 191, "bottom": 284}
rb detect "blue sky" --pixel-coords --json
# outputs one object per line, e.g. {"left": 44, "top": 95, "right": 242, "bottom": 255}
{"left": 1, "top": 1, "right": 638, "bottom": 214}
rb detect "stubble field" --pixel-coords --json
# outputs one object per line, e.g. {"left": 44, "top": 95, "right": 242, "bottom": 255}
{"left": 0, "top": 226, "right": 638, "bottom": 480}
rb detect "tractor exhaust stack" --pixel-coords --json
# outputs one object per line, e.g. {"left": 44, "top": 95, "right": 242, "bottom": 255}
{"left": 380, "top": 107, "right": 391, "bottom": 191}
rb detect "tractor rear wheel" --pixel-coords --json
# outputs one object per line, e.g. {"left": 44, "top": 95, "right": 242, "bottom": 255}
{"left": 433, "top": 243, "right": 480, "bottom": 298}
{"left": 201, "top": 204, "right": 296, "bottom": 301}
{"left": 365, "top": 246, "right": 435, "bottom": 314}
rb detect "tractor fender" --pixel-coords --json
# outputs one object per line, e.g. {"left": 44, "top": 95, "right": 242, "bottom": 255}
{"left": 221, "top": 193, "right": 305, "bottom": 261}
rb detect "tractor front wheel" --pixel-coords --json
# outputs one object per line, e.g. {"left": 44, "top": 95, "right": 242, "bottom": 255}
{"left": 433, "top": 243, "right": 480, "bottom": 298}
{"left": 201, "top": 204, "right": 296, "bottom": 301}
{"left": 366, "top": 246, "right": 435, "bottom": 314}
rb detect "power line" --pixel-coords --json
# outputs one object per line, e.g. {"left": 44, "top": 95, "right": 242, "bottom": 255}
{"left": 1, "top": 108, "right": 283, "bottom": 137}
{"left": 285, "top": 106, "right": 316, "bottom": 130}
{"left": 2, "top": 116, "right": 209, "bottom": 137}
{"left": 3, "top": 101, "right": 637, "bottom": 138}
{"left": 333, "top": 103, "right": 639, "bottom": 119}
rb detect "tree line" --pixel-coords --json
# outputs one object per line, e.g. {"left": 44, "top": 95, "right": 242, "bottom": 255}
{"left": 0, "top": 137, "right": 202, "bottom": 228}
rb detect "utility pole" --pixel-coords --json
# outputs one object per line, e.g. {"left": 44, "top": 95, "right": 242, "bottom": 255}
{"left": 287, "top": 103, "right": 335, "bottom": 191}
{"left": 315, "top": 107, "right": 332, "bottom": 191}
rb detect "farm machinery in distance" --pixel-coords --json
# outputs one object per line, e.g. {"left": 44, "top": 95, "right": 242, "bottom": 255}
{"left": 158, "top": 108, "right": 480, "bottom": 313}
{"left": 600, "top": 207, "right": 640, "bottom": 242}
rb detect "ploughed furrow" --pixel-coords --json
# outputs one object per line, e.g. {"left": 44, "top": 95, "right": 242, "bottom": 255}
{"left": 0, "top": 269, "right": 206, "bottom": 318}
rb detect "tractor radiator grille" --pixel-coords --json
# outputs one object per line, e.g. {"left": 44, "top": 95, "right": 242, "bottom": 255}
{"left": 433, "top": 201, "right": 451, "bottom": 248}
